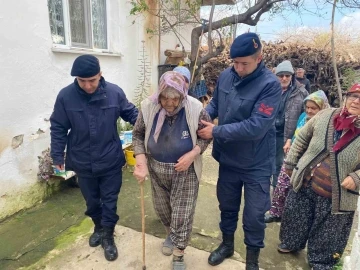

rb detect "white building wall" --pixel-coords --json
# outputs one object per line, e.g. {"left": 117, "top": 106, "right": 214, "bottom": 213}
{"left": 158, "top": 3, "right": 196, "bottom": 65}
{"left": 159, "top": 29, "right": 192, "bottom": 65}
{"left": 0, "top": 0, "right": 171, "bottom": 219}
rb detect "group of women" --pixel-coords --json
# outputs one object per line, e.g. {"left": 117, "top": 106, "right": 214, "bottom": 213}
{"left": 131, "top": 64, "right": 360, "bottom": 270}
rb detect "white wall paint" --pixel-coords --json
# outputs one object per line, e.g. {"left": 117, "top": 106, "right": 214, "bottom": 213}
{"left": 159, "top": 28, "right": 193, "bottom": 66}
{"left": 158, "top": 2, "right": 195, "bottom": 65}
{"left": 0, "top": 0, "right": 185, "bottom": 219}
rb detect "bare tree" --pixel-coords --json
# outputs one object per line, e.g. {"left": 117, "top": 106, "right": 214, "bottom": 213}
{"left": 331, "top": 0, "right": 343, "bottom": 104}
{"left": 130, "top": 0, "right": 360, "bottom": 81}
{"left": 130, "top": 0, "right": 285, "bottom": 71}
{"left": 190, "top": 0, "right": 282, "bottom": 66}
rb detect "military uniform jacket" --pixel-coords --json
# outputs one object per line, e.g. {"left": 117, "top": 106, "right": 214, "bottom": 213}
{"left": 206, "top": 62, "right": 282, "bottom": 176}
{"left": 50, "top": 78, "right": 138, "bottom": 176}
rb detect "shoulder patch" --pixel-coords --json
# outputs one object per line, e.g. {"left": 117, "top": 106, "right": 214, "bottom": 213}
{"left": 258, "top": 103, "right": 274, "bottom": 116}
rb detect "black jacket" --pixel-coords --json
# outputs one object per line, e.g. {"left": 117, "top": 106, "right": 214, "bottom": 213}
{"left": 50, "top": 77, "right": 138, "bottom": 176}
{"left": 206, "top": 62, "right": 282, "bottom": 176}
{"left": 296, "top": 76, "right": 311, "bottom": 92}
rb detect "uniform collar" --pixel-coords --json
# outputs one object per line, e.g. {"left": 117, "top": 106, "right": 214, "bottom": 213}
{"left": 74, "top": 77, "right": 107, "bottom": 102}
{"left": 231, "top": 61, "right": 265, "bottom": 87}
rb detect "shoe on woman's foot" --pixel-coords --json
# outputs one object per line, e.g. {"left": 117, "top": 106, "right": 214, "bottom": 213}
{"left": 264, "top": 213, "right": 281, "bottom": 223}
{"left": 277, "top": 243, "right": 295, "bottom": 253}
{"left": 172, "top": 259, "right": 186, "bottom": 270}
{"left": 172, "top": 248, "right": 186, "bottom": 270}
{"left": 162, "top": 235, "right": 174, "bottom": 256}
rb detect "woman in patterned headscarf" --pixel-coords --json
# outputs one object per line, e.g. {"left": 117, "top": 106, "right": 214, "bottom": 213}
{"left": 132, "top": 71, "right": 211, "bottom": 270}
{"left": 277, "top": 84, "right": 360, "bottom": 269}
{"left": 265, "top": 90, "right": 330, "bottom": 223}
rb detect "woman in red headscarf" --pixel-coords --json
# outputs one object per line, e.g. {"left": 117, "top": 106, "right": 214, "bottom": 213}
{"left": 132, "top": 71, "right": 211, "bottom": 270}
{"left": 277, "top": 83, "right": 360, "bottom": 269}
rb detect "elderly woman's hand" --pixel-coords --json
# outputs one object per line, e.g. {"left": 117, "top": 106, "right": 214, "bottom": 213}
{"left": 133, "top": 154, "right": 149, "bottom": 183}
{"left": 341, "top": 176, "right": 357, "bottom": 191}
{"left": 133, "top": 164, "right": 149, "bottom": 183}
{"left": 285, "top": 168, "right": 293, "bottom": 177}
{"left": 175, "top": 146, "right": 201, "bottom": 172}
{"left": 283, "top": 139, "right": 292, "bottom": 154}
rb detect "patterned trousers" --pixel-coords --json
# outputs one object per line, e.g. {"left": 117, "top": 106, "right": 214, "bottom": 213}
{"left": 269, "top": 165, "right": 292, "bottom": 218}
{"left": 147, "top": 157, "right": 199, "bottom": 249}
{"left": 279, "top": 182, "right": 354, "bottom": 270}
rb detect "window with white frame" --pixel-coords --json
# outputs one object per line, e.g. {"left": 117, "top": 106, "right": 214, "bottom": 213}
{"left": 47, "top": 0, "right": 108, "bottom": 50}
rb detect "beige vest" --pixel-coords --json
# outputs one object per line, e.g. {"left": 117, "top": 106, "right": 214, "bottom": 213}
{"left": 140, "top": 96, "right": 204, "bottom": 180}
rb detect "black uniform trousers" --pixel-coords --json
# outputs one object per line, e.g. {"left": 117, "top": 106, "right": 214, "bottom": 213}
{"left": 217, "top": 165, "right": 271, "bottom": 249}
{"left": 77, "top": 169, "right": 122, "bottom": 228}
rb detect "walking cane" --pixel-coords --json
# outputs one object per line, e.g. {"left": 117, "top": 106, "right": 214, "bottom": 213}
{"left": 140, "top": 179, "right": 146, "bottom": 270}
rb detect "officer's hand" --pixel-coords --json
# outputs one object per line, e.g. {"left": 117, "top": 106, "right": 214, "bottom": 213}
{"left": 197, "top": 120, "right": 214, "bottom": 139}
{"left": 341, "top": 176, "right": 357, "bottom": 191}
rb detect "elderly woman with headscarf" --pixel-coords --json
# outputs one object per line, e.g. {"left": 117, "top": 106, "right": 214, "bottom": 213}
{"left": 277, "top": 83, "right": 360, "bottom": 270}
{"left": 132, "top": 71, "right": 212, "bottom": 270}
{"left": 265, "top": 90, "right": 330, "bottom": 223}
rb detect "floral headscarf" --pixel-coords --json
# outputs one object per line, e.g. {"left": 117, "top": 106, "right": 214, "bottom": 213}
{"left": 333, "top": 83, "right": 360, "bottom": 152}
{"left": 303, "top": 90, "right": 330, "bottom": 112}
{"left": 293, "top": 90, "right": 330, "bottom": 140}
{"left": 150, "top": 71, "right": 188, "bottom": 143}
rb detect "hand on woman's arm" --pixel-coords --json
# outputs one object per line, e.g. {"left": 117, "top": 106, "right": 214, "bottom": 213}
{"left": 283, "top": 139, "right": 292, "bottom": 154}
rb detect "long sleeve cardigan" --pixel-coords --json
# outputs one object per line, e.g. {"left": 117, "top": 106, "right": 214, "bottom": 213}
{"left": 284, "top": 108, "right": 360, "bottom": 213}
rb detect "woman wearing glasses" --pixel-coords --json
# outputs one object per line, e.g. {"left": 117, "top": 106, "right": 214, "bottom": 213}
{"left": 278, "top": 83, "right": 360, "bottom": 269}
{"left": 265, "top": 90, "right": 330, "bottom": 223}
{"left": 272, "top": 60, "right": 309, "bottom": 188}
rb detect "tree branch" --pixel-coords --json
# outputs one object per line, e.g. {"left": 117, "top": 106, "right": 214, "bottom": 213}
{"left": 198, "top": 44, "right": 225, "bottom": 65}
{"left": 253, "top": 3, "right": 273, "bottom": 23}
{"left": 190, "top": 0, "right": 286, "bottom": 60}
{"left": 162, "top": 15, "right": 186, "bottom": 50}
{"left": 331, "top": 0, "right": 343, "bottom": 104}
{"left": 199, "top": 30, "right": 225, "bottom": 65}
{"left": 207, "top": 1, "right": 216, "bottom": 55}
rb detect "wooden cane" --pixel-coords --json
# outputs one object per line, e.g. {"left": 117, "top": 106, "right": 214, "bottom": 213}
{"left": 140, "top": 181, "right": 146, "bottom": 270}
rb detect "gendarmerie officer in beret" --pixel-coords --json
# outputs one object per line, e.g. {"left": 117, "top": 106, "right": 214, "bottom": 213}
{"left": 50, "top": 55, "right": 138, "bottom": 261}
{"left": 198, "top": 32, "right": 282, "bottom": 269}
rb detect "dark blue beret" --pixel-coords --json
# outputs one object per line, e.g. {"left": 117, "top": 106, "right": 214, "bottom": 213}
{"left": 230, "top": 32, "right": 262, "bottom": 58}
{"left": 71, "top": 55, "right": 100, "bottom": 78}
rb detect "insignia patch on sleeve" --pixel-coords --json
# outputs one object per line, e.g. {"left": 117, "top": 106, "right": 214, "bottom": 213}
{"left": 258, "top": 103, "right": 274, "bottom": 116}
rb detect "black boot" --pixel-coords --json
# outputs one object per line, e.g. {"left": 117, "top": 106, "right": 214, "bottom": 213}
{"left": 208, "top": 234, "right": 234, "bottom": 266}
{"left": 89, "top": 217, "right": 102, "bottom": 247}
{"left": 264, "top": 213, "right": 281, "bottom": 223}
{"left": 246, "top": 248, "right": 260, "bottom": 270}
{"left": 101, "top": 226, "right": 118, "bottom": 261}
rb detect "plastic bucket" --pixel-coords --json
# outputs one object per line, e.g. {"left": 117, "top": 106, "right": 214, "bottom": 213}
{"left": 125, "top": 149, "right": 136, "bottom": 166}
{"left": 124, "top": 130, "right": 133, "bottom": 144}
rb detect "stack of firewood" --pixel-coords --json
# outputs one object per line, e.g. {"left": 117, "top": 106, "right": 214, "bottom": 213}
{"left": 202, "top": 42, "right": 360, "bottom": 106}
